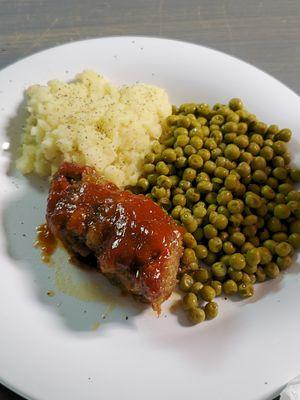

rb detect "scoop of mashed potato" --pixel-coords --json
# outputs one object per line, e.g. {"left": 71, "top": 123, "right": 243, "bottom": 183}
{"left": 16, "top": 70, "right": 171, "bottom": 187}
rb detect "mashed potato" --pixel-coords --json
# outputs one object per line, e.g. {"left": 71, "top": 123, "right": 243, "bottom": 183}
{"left": 16, "top": 70, "right": 171, "bottom": 187}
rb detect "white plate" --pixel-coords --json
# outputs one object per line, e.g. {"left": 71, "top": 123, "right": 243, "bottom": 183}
{"left": 0, "top": 36, "right": 300, "bottom": 400}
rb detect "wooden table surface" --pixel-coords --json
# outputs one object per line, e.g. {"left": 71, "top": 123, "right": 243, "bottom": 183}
{"left": 0, "top": 0, "right": 299, "bottom": 399}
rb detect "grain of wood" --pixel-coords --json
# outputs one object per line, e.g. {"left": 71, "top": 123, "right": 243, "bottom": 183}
{"left": 0, "top": 0, "right": 299, "bottom": 398}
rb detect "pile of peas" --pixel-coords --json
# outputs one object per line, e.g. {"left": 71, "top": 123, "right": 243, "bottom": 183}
{"left": 134, "top": 99, "right": 300, "bottom": 324}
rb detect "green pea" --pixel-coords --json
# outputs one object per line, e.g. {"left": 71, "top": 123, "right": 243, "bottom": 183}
{"left": 252, "top": 170, "right": 268, "bottom": 183}
{"left": 230, "top": 253, "right": 246, "bottom": 270}
{"left": 203, "top": 224, "right": 218, "bottom": 239}
{"left": 275, "top": 242, "right": 292, "bottom": 257}
{"left": 272, "top": 232, "right": 288, "bottom": 242}
{"left": 211, "top": 262, "right": 227, "bottom": 279}
{"left": 256, "top": 266, "right": 266, "bottom": 282}
{"left": 157, "top": 175, "right": 172, "bottom": 189}
{"left": 264, "top": 262, "right": 280, "bottom": 279}
{"left": 175, "top": 134, "right": 190, "bottom": 148}
{"left": 217, "top": 190, "right": 233, "bottom": 205}
{"left": 194, "top": 268, "right": 211, "bottom": 283}
{"left": 263, "top": 239, "right": 277, "bottom": 254}
{"left": 183, "top": 232, "right": 197, "bottom": 249}
{"left": 186, "top": 188, "right": 200, "bottom": 203}
{"left": 224, "top": 174, "right": 239, "bottom": 190}
{"left": 172, "top": 194, "right": 186, "bottom": 206}
{"left": 223, "top": 279, "right": 238, "bottom": 295}
{"left": 289, "top": 233, "right": 300, "bottom": 249}
{"left": 267, "top": 217, "right": 282, "bottom": 232}
{"left": 175, "top": 156, "right": 187, "bottom": 169}
{"left": 182, "top": 293, "right": 198, "bottom": 310}
{"left": 204, "top": 302, "right": 219, "bottom": 320}
{"left": 155, "top": 161, "right": 169, "bottom": 175}
{"left": 197, "top": 180, "right": 213, "bottom": 193}
{"left": 179, "top": 273, "right": 194, "bottom": 291}
{"left": 182, "top": 168, "right": 196, "bottom": 181}
{"left": 227, "top": 199, "right": 244, "bottom": 214}
{"left": 213, "top": 214, "right": 228, "bottom": 230}
{"left": 276, "top": 256, "right": 293, "bottom": 270}
{"left": 210, "top": 281, "right": 222, "bottom": 296}
{"left": 287, "top": 190, "right": 300, "bottom": 202}
{"left": 162, "top": 148, "right": 177, "bottom": 162}
{"left": 273, "top": 140, "right": 286, "bottom": 155}
{"left": 290, "top": 168, "right": 300, "bottom": 182}
{"left": 260, "top": 146, "right": 274, "bottom": 160}
{"left": 230, "top": 232, "right": 246, "bottom": 247}
{"left": 258, "top": 247, "right": 272, "bottom": 264}
{"left": 247, "top": 142, "right": 261, "bottom": 155}
{"left": 245, "top": 193, "right": 262, "bottom": 209}
{"left": 275, "top": 128, "right": 292, "bottom": 142}
{"left": 204, "top": 138, "right": 217, "bottom": 150}
{"left": 198, "top": 148, "right": 211, "bottom": 161}
{"left": 137, "top": 178, "right": 150, "bottom": 192}
{"left": 190, "top": 136, "right": 203, "bottom": 150}
{"left": 274, "top": 204, "right": 291, "bottom": 219}
{"left": 208, "top": 237, "right": 223, "bottom": 253}
{"left": 182, "top": 248, "right": 197, "bottom": 266}
{"left": 214, "top": 166, "right": 229, "bottom": 179}
{"left": 224, "top": 144, "right": 240, "bottom": 160}
{"left": 200, "top": 285, "right": 216, "bottom": 302}
{"left": 238, "top": 283, "right": 254, "bottom": 298}
{"left": 187, "top": 307, "right": 206, "bottom": 324}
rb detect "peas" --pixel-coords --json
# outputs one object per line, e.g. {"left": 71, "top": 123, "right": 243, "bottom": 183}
{"left": 210, "top": 281, "right": 222, "bottom": 296}
{"left": 172, "top": 194, "right": 186, "bottom": 206}
{"left": 183, "top": 232, "right": 197, "bottom": 249}
{"left": 135, "top": 100, "right": 300, "bottom": 325}
{"left": 224, "top": 144, "right": 240, "bottom": 160}
{"left": 204, "top": 302, "right": 219, "bottom": 320}
{"left": 182, "top": 248, "right": 197, "bottom": 265}
{"left": 179, "top": 274, "right": 194, "bottom": 292}
{"left": 223, "top": 280, "right": 238, "bottom": 295}
{"left": 277, "top": 256, "right": 293, "bottom": 270}
{"left": 238, "top": 283, "right": 254, "bottom": 298}
{"left": 187, "top": 307, "right": 206, "bottom": 324}
{"left": 229, "top": 98, "right": 243, "bottom": 111}
{"left": 258, "top": 247, "right": 272, "bottom": 264}
{"left": 289, "top": 233, "right": 300, "bottom": 249}
{"left": 260, "top": 146, "right": 274, "bottom": 160}
{"left": 183, "top": 167, "right": 197, "bottom": 181}
{"left": 208, "top": 237, "right": 223, "bottom": 253}
{"left": 162, "top": 148, "right": 177, "bottom": 162}
{"left": 264, "top": 262, "right": 280, "bottom": 279}
{"left": 213, "top": 214, "right": 228, "bottom": 230}
{"left": 217, "top": 190, "right": 233, "bottom": 205}
{"left": 290, "top": 168, "right": 300, "bottom": 182}
{"left": 275, "top": 242, "right": 292, "bottom": 257}
{"left": 200, "top": 285, "right": 216, "bottom": 301}
{"left": 155, "top": 161, "right": 169, "bottom": 175}
{"left": 252, "top": 170, "right": 267, "bottom": 183}
{"left": 274, "top": 204, "right": 291, "bottom": 219}
{"left": 245, "top": 193, "right": 262, "bottom": 209}
{"left": 273, "top": 140, "right": 286, "bottom": 155}
{"left": 230, "top": 253, "right": 246, "bottom": 270}
{"left": 203, "top": 224, "right": 218, "bottom": 239}
{"left": 211, "top": 262, "right": 227, "bottom": 279}
{"left": 182, "top": 293, "right": 198, "bottom": 310}
{"left": 187, "top": 154, "right": 203, "bottom": 169}
{"left": 189, "top": 282, "right": 204, "bottom": 294}
{"left": 194, "top": 268, "right": 210, "bottom": 283}
{"left": 197, "top": 180, "right": 213, "bottom": 193}
{"left": 186, "top": 188, "right": 200, "bottom": 202}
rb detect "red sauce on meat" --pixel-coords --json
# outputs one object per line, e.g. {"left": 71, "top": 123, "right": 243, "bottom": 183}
{"left": 46, "top": 162, "right": 184, "bottom": 310}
